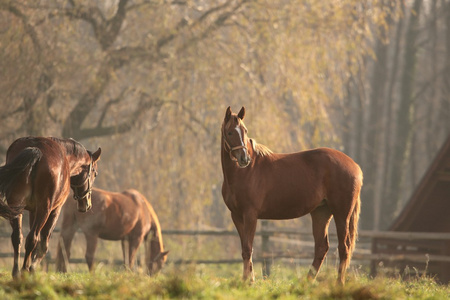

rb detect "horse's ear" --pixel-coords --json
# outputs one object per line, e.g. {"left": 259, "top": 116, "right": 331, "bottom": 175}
{"left": 238, "top": 106, "right": 245, "bottom": 120}
{"left": 92, "top": 147, "right": 101, "bottom": 162}
{"left": 224, "top": 106, "right": 232, "bottom": 123}
{"left": 153, "top": 250, "right": 169, "bottom": 262}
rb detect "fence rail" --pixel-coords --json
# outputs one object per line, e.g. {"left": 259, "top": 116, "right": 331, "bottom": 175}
{"left": 2, "top": 228, "right": 450, "bottom": 240}
{"left": 160, "top": 229, "right": 450, "bottom": 240}
{"left": 1, "top": 227, "right": 450, "bottom": 271}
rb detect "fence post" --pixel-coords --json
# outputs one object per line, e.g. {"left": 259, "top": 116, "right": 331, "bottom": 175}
{"left": 261, "top": 220, "right": 272, "bottom": 277}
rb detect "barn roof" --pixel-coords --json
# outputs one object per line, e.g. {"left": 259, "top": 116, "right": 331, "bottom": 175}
{"left": 390, "top": 134, "right": 450, "bottom": 232}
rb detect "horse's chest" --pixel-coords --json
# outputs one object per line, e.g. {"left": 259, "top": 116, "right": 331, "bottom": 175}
{"left": 223, "top": 196, "right": 239, "bottom": 213}
{"left": 222, "top": 186, "right": 257, "bottom": 214}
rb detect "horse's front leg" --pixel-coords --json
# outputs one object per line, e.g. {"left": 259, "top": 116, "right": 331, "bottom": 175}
{"left": 56, "top": 212, "right": 78, "bottom": 273}
{"left": 231, "top": 212, "right": 257, "bottom": 282}
{"left": 10, "top": 214, "right": 23, "bottom": 278}
{"left": 85, "top": 233, "right": 99, "bottom": 271}
{"left": 128, "top": 235, "right": 145, "bottom": 270}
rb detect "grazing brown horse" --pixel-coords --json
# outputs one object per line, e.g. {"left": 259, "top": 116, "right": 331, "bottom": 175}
{"left": 221, "top": 107, "right": 363, "bottom": 284}
{"left": 0, "top": 137, "right": 101, "bottom": 278}
{"left": 56, "top": 187, "right": 168, "bottom": 275}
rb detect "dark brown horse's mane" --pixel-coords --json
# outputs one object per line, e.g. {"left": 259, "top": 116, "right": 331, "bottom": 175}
{"left": 250, "top": 139, "right": 273, "bottom": 157}
{"left": 50, "top": 137, "right": 87, "bottom": 157}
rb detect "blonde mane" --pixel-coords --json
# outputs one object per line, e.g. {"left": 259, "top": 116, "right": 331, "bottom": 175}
{"left": 250, "top": 139, "right": 273, "bottom": 157}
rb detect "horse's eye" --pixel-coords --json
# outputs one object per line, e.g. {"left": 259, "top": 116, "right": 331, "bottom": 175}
{"left": 228, "top": 132, "right": 232, "bottom": 136}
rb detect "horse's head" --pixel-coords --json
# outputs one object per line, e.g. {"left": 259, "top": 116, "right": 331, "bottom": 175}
{"left": 148, "top": 250, "right": 169, "bottom": 276}
{"left": 222, "top": 106, "right": 251, "bottom": 168}
{"left": 70, "top": 148, "right": 101, "bottom": 212}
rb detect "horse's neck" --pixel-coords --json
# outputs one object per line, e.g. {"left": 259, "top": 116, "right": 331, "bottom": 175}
{"left": 221, "top": 144, "right": 250, "bottom": 184}
{"left": 220, "top": 145, "right": 234, "bottom": 176}
{"left": 66, "top": 153, "right": 89, "bottom": 176}
{"left": 52, "top": 138, "right": 89, "bottom": 175}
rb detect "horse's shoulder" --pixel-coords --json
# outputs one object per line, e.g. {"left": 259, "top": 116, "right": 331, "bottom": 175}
{"left": 91, "top": 188, "right": 110, "bottom": 205}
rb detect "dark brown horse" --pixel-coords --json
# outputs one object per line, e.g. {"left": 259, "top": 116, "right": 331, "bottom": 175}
{"left": 221, "top": 107, "right": 362, "bottom": 284}
{"left": 0, "top": 137, "right": 101, "bottom": 278}
{"left": 56, "top": 187, "right": 168, "bottom": 275}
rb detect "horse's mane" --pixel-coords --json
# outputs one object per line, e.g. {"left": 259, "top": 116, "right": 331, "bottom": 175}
{"left": 145, "top": 201, "right": 165, "bottom": 251}
{"left": 250, "top": 138, "right": 273, "bottom": 157}
{"left": 50, "top": 137, "right": 87, "bottom": 157}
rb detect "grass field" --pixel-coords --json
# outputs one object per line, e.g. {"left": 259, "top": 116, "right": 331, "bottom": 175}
{"left": 0, "top": 264, "right": 449, "bottom": 299}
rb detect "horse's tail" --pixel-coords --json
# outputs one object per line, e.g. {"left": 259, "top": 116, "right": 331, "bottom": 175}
{"left": 347, "top": 170, "right": 362, "bottom": 268}
{"left": 0, "top": 147, "right": 42, "bottom": 219}
{"left": 348, "top": 193, "right": 361, "bottom": 262}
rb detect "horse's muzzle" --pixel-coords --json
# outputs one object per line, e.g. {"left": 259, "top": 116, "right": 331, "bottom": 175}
{"left": 77, "top": 196, "right": 92, "bottom": 212}
{"left": 238, "top": 155, "right": 251, "bottom": 168}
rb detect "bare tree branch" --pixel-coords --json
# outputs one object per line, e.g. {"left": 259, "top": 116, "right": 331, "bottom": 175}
{"left": 0, "top": 0, "right": 42, "bottom": 56}
{"left": 60, "top": 0, "right": 129, "bottom": 50}
{"left": 70, "top": 96, "right": 162, "bottom": 140}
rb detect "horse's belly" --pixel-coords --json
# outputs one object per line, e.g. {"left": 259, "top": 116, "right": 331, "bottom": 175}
{"left": 258, "top": 194, "right": 321, "bottom": 220}
{"left": 258, "top": 209, "right": 305, "bottom": 220}
{"left": 98, "top": 232, "right": 127, "bottom": 241}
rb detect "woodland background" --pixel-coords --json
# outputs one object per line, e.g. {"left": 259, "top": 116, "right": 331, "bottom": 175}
{"left": 0, "top": 0, "right": 449, "bottom": 232}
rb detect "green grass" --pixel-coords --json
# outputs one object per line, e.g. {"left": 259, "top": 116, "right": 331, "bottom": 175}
{"left": 0, "top": 264, "right": 449, "bottom": 299}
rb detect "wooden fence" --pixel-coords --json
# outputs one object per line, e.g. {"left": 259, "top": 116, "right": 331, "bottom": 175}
{"left": 1, "top": 224, "right": 450, "bottom": 277}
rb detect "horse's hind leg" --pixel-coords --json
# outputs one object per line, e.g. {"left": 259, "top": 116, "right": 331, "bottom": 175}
{"left": 10, "top": 214, "right": 23, "bottom": 278}
{"left": 22, "top": 209, "right": 50, "bottom": 273}
{"left": 30, "top": 207, "right": 62, "bottom": 272}
{"left": 334, "top": 216, "right": 351, "bottom": 284}
{"left": 333, "top": 200, "right": 358, "bottom": 285}
{"left": 308, "top": 203, "right": 332, "bottom": 280}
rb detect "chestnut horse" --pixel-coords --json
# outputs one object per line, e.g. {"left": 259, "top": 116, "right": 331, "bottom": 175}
{"left": 221, "top": 107, "right": 362, "bottom": 284}
{"left": 56, "top": 187, "right": 168, "bottom": 275}
{"left": 0, "top": 137, "right": 101, "bottom": 278}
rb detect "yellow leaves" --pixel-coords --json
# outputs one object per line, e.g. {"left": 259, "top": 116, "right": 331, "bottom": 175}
{"left": 0, "top": 0, "right": 398, "bottom": 228}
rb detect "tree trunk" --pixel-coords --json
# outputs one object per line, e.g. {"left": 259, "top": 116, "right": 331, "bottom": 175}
{"left": 360, "top": 0, "right": 395, "bottom": 230}
{"left": 383, "top": 0, "right": 423, "bottom": 227}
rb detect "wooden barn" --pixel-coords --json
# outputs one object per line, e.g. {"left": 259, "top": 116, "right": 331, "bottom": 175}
{"left": 371, "top": 134, "right": 450, "bottom": 283}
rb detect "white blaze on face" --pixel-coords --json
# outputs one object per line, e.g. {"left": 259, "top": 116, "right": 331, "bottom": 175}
{"left": 235, "top": 125, "right": 245, "bottom": 146}
{"left": 235, "top": 125, "right": 247, "bottom": 155}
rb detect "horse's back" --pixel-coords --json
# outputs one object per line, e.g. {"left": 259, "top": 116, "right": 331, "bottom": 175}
{"left": 122, "top": 189, "right": 154, "bottom": 227}
{"left": 4, "top": 137, "right": 70, "bottom": 210}
{"left": 238, "top": 147, "right": 362, "bottom": 219}
{"left": 259, "top": 147, "right": 362, "bottom": 188}
{"left": 294, "top": 147, "right": 363, "bottom": 193}
{"left": 301, "top": 147, "right": 362, "bottom": 179}
{"left": 92, "top": 188, "right": 150, "bottom": 240}
{"left": 6, "top": 137, "right": 68, "bottom": 181}
{"left": 7, "top": 137, "right": 60, "bottom": 159}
